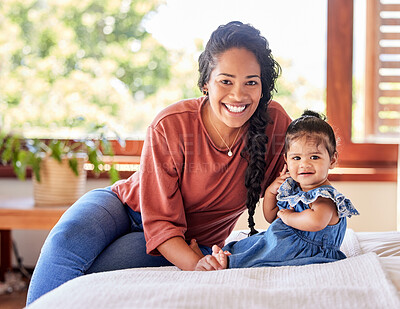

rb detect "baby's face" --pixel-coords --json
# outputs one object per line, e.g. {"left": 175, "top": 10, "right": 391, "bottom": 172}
{"left": 285, "top": 136, "right": 337, "bottom": 191}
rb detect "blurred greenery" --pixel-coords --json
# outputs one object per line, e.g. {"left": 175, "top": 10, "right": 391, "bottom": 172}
{"left": 0, "top": 0, "right": 323, "bottom": 140}
{"left": 0, "top": 0, "right": 180, "bottom": 139}
{"left": 0, "top": 121, "right": 122, "bottom": 183}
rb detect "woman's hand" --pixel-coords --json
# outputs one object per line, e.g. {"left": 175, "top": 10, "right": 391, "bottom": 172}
{"left": 157, "top": 237, "right": 205, "bottom": 271}
{"left": 189, "top": 239, "right": 204, "bottom": 258}
{"left": 194, "top": 255, "right": 223, "bottom": 271}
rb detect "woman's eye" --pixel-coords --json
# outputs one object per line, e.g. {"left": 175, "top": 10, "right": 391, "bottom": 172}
{"left": 221, "top": 80, "right": 232, "bottom": 85}
{"left": 247, "top": 80, "right": 258, "bottom": 86}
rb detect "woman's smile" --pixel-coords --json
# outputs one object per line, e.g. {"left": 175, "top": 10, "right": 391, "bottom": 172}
{"left": 223, "top": 103, "right": 249, "bottom": 114}
{"left": 203, "top": 47, "right": 262, "bottom": 134}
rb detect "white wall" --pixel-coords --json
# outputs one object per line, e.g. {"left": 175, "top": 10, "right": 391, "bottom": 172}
{"left": 232, "top": 181, "right": 398, "bottom": 232}
{"left": 0, "top": 179, "right": 398, "bottom": 268}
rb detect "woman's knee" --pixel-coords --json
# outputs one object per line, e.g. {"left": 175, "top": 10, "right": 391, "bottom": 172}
{"left": 41, "top": 187, "right": 132, "bottom": 264}
{"left": 59, "top": 187, "right": 131, "bottom": 235}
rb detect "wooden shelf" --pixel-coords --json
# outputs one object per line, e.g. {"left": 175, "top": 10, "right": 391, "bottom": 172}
{"left": 0, "top": 197, "right": 67, "bottom": 230}
{"left": 0, "top": 197, "right": 67, "bottom": 281}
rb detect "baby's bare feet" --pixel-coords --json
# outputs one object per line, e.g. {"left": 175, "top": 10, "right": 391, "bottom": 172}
{"left": 212, "top": 245, "right": 229, "bottom": 269}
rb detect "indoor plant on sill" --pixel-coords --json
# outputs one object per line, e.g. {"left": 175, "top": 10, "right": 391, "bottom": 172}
{"left": 0, "top": 127, "right": 122, "bottom": 207}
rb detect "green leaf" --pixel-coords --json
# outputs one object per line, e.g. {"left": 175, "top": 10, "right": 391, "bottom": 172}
{"left": 88, "top": 148, "right": 101, "bottom": 174}
{"left": 109, "top": 163, "right": 119, "bottom": 184}
{"left": 30, "top": 154, "right": 42, "bottom": 182}
{"left": 49, "top": 140, "right": 63, "bottom": 162}
{"left": 68, "top": 157, "right": 79, "bottom": 176}
{"left": 14, "top": 150, "right": 28, "bottom": 180}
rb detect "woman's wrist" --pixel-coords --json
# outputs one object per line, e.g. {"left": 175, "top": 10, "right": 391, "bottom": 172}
{"left": 157, "top": 237, "right": 203, "bottom": 271}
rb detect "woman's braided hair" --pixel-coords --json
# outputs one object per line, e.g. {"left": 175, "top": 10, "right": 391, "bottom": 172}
{"left": 198, "top": 21, "right": 281, "bottom": 236}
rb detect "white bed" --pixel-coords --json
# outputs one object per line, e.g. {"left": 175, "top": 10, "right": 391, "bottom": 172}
{"left": 26, "top": 229, "right": 400, "bottom": 309}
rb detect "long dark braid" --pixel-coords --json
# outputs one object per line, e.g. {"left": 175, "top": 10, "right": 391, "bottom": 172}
{"left": 198, "top": 21, "right": 281, "bottom": 236}
{"left": 241, "top": 101, "right": 269, "bottom": 235}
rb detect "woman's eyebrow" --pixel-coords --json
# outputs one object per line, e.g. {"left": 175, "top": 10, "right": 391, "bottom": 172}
{"left": 217, "top": 73, "right": 261, "bottom": 79}
{"left": 247, "top": 74, "right": 261, "bottom": 79}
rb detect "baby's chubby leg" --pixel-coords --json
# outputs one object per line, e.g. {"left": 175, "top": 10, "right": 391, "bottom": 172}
{"left": 212, "top": 245, "right": 231, "bottom": 269}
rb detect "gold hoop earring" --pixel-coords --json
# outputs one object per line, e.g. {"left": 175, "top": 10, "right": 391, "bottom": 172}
{"left": 203, "top": 89, "right": 208, "bottom": 96}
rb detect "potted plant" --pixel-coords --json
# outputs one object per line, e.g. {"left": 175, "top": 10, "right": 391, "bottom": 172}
{"left": 0, "top": 123, "right": 123, "bottom": 206}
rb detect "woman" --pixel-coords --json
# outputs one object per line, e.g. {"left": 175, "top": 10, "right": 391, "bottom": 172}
{"left": 26, "top": 21, "right": 291, "bottom": 304}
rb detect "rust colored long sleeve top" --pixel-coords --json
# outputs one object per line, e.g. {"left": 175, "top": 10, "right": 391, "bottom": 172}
{"left": 112, "top": 97, "right": 291, "bottom": 255}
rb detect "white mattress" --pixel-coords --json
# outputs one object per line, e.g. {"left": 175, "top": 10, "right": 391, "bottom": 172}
{"left": 357, "top": 231, "right": 400, "bottom": 292}
{"left": 25, "top": 230, "right": 400, "bottom": 309}
{"left": 226, "top": 229, "right": 400, "bottom": 292}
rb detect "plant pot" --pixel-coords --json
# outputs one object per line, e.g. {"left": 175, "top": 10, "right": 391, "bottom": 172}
{"left": 33, "top": 155, "right": 87, "bottom": 207}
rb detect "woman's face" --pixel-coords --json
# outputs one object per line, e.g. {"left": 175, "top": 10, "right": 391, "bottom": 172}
{"left": 204, "top": 47, "right": 262, "bottom": 130}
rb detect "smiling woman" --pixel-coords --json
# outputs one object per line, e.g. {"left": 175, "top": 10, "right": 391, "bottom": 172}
{"left": 202, "top": 48, "right": 263, "bottom": 148}
{"left": 25, "top": 21, "right": 292, "bottom": 305}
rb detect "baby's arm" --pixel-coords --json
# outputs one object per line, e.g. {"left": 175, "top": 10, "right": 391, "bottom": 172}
{"left": 263, "top": 165, "right": 290, "bottom": 223}
{"left": 277, "top": 197, "right": 339, "bottom": 232}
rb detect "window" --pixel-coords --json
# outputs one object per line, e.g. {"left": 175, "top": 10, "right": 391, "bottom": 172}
{"left": 1, "top": 0, "right": 329, "bottom": 177}
{"left": 0, "top": 0, "right": 328, "bottom": 141}
{"left": 364, "top": 0, "right": 400, "bottom": 141}
{"left": 327, "top": 0, "right": 398, "bottom": 181}
{"left": 1, "top": 0, "right": 397, "bottom": 181}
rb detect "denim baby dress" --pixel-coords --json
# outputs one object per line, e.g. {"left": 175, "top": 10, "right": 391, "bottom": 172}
{"left": 223, "top": 178, "right": 359, "bottom": 268}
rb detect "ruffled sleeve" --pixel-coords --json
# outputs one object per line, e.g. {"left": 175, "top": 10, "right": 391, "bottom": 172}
{"left": 277, "top": 178, "right": 360, "bottom": 218}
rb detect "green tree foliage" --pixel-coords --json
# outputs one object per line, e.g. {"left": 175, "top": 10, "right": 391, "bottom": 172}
{"left": 0, "top": 0, "right": 170, "bottom": 138}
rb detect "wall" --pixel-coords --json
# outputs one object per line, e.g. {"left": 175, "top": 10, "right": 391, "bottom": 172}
{"left": 0, "top": 179, "right": 398, "bottom": 268}
{"left": 229, "top": 181, "right": 398, "bottom": 232}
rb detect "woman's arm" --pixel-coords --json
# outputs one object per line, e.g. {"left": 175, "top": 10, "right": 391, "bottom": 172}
{"left": 277, "top": 197, "right": 339, "bottom": 232}
{"left": 157, "top": 237, "right": 222, "bottom": 271}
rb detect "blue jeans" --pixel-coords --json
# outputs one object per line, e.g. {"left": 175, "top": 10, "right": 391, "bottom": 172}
{"left": 26, "top": 187, "right": 211, "bottom": 305}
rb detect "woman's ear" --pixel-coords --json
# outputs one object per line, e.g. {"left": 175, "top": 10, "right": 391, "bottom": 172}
{"left": 202, "top": 83, "right": 209, "bottom": 95}
{"left": 329, "top": 151, "right": 338, "bottom": 169}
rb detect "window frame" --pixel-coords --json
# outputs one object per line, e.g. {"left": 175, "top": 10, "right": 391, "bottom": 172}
{"left": 1, "top": 0, "right": 398, "bottom": 181}
{"left": 326, "top": 0, "right": 398, "bottom": 181}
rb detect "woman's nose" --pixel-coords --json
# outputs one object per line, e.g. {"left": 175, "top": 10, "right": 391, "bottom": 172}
{"left": 230, "top": 84, "right": 246, "bottom": 101}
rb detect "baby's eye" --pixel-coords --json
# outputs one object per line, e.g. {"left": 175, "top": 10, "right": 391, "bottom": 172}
{"left": 292, "top": 156, "right": 301, "bottom": 161}
{"left": 310, "top": 155, "right": 320, "bottom": 160}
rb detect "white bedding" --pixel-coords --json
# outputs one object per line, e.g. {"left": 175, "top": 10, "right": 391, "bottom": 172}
{"left": 357, "top": 231, "right": 400, "bottom": 292}
{"left": 26, "top": 229, "right": 400, "bottom": 309}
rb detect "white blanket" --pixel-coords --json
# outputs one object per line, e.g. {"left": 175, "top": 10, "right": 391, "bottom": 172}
{"left": 27, "top": 230, "right": 400, "bottom": 309}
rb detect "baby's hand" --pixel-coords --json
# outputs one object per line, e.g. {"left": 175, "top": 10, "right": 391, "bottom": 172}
{"left": 277, "top": 207, "right": 294, "bottom": 224}
{"left": 266, "top": 164, "right": 290, "bottom": 196}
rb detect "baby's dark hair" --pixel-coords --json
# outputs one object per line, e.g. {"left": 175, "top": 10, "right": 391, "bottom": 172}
{"left": 285, "top": 110, "right": 337, "bottom": 158}
{"left": 198, "top": 21, "right": 281, "bottom": 236}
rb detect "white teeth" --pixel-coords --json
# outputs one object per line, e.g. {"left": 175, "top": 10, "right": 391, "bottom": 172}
{"left": 225, "top": 104, "right": 246, "bottom": 113}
